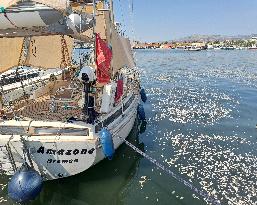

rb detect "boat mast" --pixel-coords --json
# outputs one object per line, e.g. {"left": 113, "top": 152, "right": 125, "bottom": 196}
{"left": 109, "top": 0, "right": 114, "bottom": 23}
{"left": 93, "top": 0, "right": 96, "bottom": 34}
{"left": 93, "top": 0, "right": 96, "bottom": 64}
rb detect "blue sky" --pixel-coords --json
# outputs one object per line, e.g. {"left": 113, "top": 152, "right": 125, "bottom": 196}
{"left": 114, "top": 0, "right": 257, "bottom": 42}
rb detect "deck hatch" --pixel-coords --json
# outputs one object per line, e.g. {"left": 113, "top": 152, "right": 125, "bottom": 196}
{"left": 0, "top": 126, "right": 27, "bottom": 135}
{"left": 33, "top": 127, "right": 89, "bottom": 136}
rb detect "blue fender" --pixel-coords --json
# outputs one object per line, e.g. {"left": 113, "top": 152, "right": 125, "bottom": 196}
{"left": 137, "top": 104, "right": 146, "bottom": 121}
{"left": 99, "top": 128, "right": 115, "bottom": 160}
{"left": 140, "top": 88, "right": 147, "bottom": 103}
{"left": 8, "top": 163, "right": 43, "bottom": 203}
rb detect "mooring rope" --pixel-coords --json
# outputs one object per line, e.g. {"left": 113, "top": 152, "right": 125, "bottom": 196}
{"left": 123, "top": 139, "right": 221, "bottom": 205}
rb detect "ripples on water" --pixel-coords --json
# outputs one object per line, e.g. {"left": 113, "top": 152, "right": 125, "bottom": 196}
{"left": 137, "top": 50, "right": 257, "bottom": 205}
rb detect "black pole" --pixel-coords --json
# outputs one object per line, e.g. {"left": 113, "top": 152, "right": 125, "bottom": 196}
{"left": 82, "top": 73, "right": 90, "bottom": 118}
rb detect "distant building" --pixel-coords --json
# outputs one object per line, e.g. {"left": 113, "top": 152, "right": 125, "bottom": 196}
{"left": 160, "top": 43, "right": 173, "bottom": 49}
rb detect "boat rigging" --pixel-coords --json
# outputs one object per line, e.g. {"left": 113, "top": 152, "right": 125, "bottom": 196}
{"left": 0, "top": 0, "right": 141, "bottom": 202}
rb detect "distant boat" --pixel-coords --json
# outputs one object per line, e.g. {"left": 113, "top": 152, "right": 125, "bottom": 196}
{"left": 185, "top": 46, "right": 201, "bottom": 51}
{"left": 207, "top": 45, "right": 214, "bottom": 50}
{"left": 235, "top": 47, "right": 246, "bottom": 50}
{"left": 248, "top": 45, "right": 257, "bottom": 50}
{"left": 213, "top": 47, "right": 221, "bottom": 50}
{"left": 221, "top": 46, "right": 235, "bottom": 50}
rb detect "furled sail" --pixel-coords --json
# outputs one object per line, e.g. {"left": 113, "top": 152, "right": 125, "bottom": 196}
{"left": 0, "top": 37, "right": 24, "bottom": 73}
{"left": 111, "top": 30, "right": 135, "bottom": 76}
{"left": 95, "top": 10, "right": 135, "bottom": 78}
{"left": 0, "top": 0, "right": 69, "bottom": 11}
{"left": 0, "top": 35, "right": 73, "bottom": 73}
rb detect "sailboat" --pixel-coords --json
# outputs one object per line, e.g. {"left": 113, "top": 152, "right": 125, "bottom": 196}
{"left": 0, "top": 0, "right": 145, "bottom": 202}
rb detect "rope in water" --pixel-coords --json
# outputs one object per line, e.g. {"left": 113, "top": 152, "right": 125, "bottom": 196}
{"left": 123, "top": 139, "right": 221, "bottom": 205}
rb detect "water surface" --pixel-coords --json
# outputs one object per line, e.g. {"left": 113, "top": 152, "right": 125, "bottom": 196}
{"left": 1, "top": 49, "right": 257, "bottom": 205}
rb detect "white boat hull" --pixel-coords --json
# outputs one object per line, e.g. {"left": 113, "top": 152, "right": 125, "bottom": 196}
{"left": 0, "top": 94, "right": 139, "bottom": 180}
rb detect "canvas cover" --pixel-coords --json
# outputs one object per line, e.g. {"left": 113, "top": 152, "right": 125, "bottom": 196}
{"left": 0, "top": 35, "right": 73, "bottom": 73}
{"left": 35, "top": 0, "right": 69, "bottom": 11}
{"left": 0, "top": 37, "right": 24, "bottom": 73}
{"left": 26, "top": 35, "right": 73, "bottom": 69}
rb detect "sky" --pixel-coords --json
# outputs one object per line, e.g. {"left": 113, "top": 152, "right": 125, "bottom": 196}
{"left": 114, "top": 0, "right": 257, "bottom": 42}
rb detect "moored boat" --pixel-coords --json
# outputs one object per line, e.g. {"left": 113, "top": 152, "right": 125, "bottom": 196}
{"left": 248, "top": 45, "right": 257, "bottom": 50}
{"left": 0, "top": 0, "right": 144, "bottom": 201}
{"left": 185, "top": 46, "right": 202, "bottom": 51}
{"left": 221, "top": 46, "right": 235, "bottom": 50}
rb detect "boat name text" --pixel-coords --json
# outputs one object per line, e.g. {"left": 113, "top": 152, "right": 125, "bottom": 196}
{"left": 36, "top": 146, "right": 95, "bottom": 156}
{"left": 47, "top": 159, "right": 79, "bottom": 164}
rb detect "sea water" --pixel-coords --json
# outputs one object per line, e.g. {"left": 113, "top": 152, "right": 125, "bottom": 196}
{"left": 1, "top": 49, "right": 257, "bottom": 205}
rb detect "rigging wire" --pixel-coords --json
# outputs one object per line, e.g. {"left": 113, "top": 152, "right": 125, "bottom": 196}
{"left": 126, "top": 0, "right": 138, "bottom": 72}
{"left": 118, "top": 0, "right": 125, "bottom": 35}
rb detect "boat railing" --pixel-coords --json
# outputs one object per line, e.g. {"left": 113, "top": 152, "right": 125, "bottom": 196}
{"left": 5, "top": 134, "right": 17, "bottom": 173}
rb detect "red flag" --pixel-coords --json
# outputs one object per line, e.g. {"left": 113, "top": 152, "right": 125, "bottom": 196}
{"left": 115, "top": 79, "right": 123, "bottom": 103}
{"left": 95, "top": 33, "right": 112, "bottom": 84}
